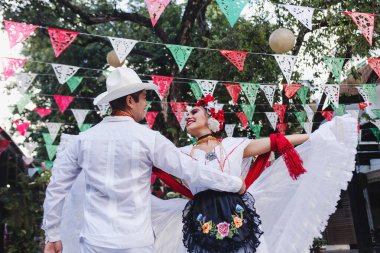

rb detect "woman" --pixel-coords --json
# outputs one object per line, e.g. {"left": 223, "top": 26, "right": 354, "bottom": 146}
{"left": 151, "top": 95, "right": 358, "bottom": 253}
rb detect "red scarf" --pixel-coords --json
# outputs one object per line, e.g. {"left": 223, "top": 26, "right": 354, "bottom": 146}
{"left": 153, "top": 133, "right": 306, "bottom": 199}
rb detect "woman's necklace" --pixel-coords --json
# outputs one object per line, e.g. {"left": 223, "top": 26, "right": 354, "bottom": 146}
{"left": 191, "top": 134, "right": 219, "bottom": 162}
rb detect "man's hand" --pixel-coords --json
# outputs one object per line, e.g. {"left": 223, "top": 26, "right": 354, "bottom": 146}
{"left": 238, "top": 178, "right": 246, "bottom": 195}
{"left": 44, "top": 241, "right": 62, "bottom": 253}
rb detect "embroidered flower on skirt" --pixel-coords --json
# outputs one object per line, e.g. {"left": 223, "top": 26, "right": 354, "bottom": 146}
{"left": 182, "top": 190, "right": 263, "bottom": 253}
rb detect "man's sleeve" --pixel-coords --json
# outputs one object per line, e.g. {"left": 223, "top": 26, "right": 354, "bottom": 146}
{"left": 151, "top": 133, "right": 242, "bottom": 193}
{"left": 42, "top": 135, "right": 82, "bottom": 242}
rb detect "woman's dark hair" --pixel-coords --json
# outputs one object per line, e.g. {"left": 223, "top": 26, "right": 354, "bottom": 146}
{"left": 109, "top": 90, "right": 144, "bottom": 111}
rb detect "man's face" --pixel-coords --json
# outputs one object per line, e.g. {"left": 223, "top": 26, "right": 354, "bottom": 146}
{"left": 129, "top": 90, "right": 148, "bottom": 122}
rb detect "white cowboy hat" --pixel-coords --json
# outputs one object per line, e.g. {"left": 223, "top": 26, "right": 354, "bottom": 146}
{"left": 93, "top": 67, "right": 158, "bottom": 105}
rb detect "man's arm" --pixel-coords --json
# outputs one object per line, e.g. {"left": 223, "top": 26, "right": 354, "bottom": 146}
{"left": 42, "top": 135, "right": 82, "bottom": 244}
{"left": 151, "top": 133, "right": 243, "bottom": 193}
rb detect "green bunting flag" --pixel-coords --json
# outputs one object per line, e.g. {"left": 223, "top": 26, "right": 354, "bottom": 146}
{"left": 241, "top": 104, "right": 255, "bottom": 121}
{"left": 80, "top": 123, "right": 93, "bottom": 132}
{"left": 249, "top": 123, "right": 262, "bottom": 138}
{"left": 362, "top": 84, "right": 377, "bottom": 103}
{"left": 323, "top": 57, "right": 345, "bottom": 83}
{"left": 46, "top": 144, "right": 58, "bottom": 161}
{"left": 166, "top": 44, "right": 193, "bottom": 72}
{"left": 297, "top": 86, "right": 309, "bottom": 105}
{"left": 17, "top": 94, "right": 32, "bottom": 113}
{"left": 370, "top": 128, "right": 380, "bottom": 142}
{"left": 66, "top": 76, "right": 84, "bottom": 93}
{"left": 189, "top": 81, "right": 203, "bottom": 101}
{"left": 42, "top": 133, "right": 54, "bottom": 145}
{"left": 293, "top": 111, "right": 307, "bottom": 127}
{"left": 43, "top": 160, "right": 54, "bottom": 169}
{"left": 216, "top": 0, "right": 249, "bottom": 27}
{"left": 331, "top": 104, "right": 346, "bottom": 116}
{"left": 372, "top": 109, "right": 380, "bottom": 119}
{"left": 240, "top": 83, "right": 260, "bottom": 106}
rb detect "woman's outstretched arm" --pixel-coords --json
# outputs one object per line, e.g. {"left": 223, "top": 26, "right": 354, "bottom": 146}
{"left": 243, "top": 134, "right": 310, "bottom": 158}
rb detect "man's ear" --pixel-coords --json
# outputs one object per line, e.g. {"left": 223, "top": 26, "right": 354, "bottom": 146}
{"left": 125, "top": 95, "right": 133, "bottom": 107}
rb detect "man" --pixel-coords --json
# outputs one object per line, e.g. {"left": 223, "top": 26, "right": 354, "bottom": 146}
{"left": 43, "top": 67, "right": 245, "bottom": 253}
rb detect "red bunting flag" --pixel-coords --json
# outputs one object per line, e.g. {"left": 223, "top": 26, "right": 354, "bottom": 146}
{"left": 151, "top": 75, "right": 174, "bottom": 99}
{"left": 48, "top": 28, "right": 79, "bottom": 57}
{"left": 272, "top": 104, "right": 287, "bottom": 123}
{"left": 169, "top": 102, "right": 188, "bottom": 123}
{"left": 0, "top": 140, "right": 11, "bottom": 155}
{"left": 13, "top": 120, "right": 30, "bottom": 136}
{"left": 224, "top": 83, "right": 241, "bottom": 105}
{"left": 53, "top": 95, "right": 74, "bottom": 113}
{"left": 4, "top": 20, "right": 39, "bottom": 48}
{"left": 359, "top": 102, "right": 372, "bottom": 109}
{"left": 1, "top": 57, "right": 26, "bottom": 80}
{"left": 283, "top": 84, "right": 302, "bottom": 98}
{"left": 220, "top": 50, "right": 248, "bottom": 72}
{"left": 236, "top": 112, "right": 249, "bottom": 129}
{"left": 145, "top": 0, "right": 171, "bottom": 26}
{"left": 145, "top": 111, "right": 159, "bottom": 128}
{"left": 34, "top": 107, "right": 52, "bottom": 118}
{"left": 276, "top": 122, "right": 287, "bottom": 135}
{"left": 321, "top": 110, "right": 334, "bottom": 121}
{"left": 367, "top": 58, "right": 380, "bottom": 78}
{"left": 343, "top": 12, "right": 376, "bottom": 46}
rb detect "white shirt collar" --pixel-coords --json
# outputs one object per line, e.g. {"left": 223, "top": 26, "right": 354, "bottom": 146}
{"left": 102, "top": 116, "right": 134, "bottom": 123}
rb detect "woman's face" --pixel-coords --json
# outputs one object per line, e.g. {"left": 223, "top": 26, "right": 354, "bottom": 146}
{"left": 185, "top": 106, "right": 209, "bottom": 135}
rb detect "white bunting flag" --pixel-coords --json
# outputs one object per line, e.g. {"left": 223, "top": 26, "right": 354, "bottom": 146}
{"left": 265, "top": 112, "right": 278, "bottom": 130}
{"left": 97, "top": 103, "right": 110, "bottom": 116}
{"left": 303, "top": 104, "right": 314, "bottom": 122}
{"left": 46, "top": 122, "right": 62, "bottom": 143}
{"left": 357, "top": 86, "right": 371, "bottom": 104}
{"left": 260, "top": 85, "right": 277, "bottom": 106}
{"left": 16, "top": 73, "right": 37, "bottom": 94}
{"left": 24, "top": 142, "right": 38, "bottom": 156}
{"left": 52, "top": 64, "right": 80, "bottom": 84}
{"left": 224, "top": 124, "right": 236, "bottom": 137}
{"left": 282, "top": 4, "right": 315, "bottom": 30}
{"left": 108, "top": 37, "right": 138, "bottom": 63}
{"left": 303, "top": 122, "right": 313, "bottom": 134}
{"left": 28, "top": 168, "right": 38, "bottom": 177}
{"left": 273, "top": 55, "right": 297, "bottom": 84}
{"left": 196, "top": 80, "right": 218, "bottom": 96}
{"left": 179, "top": 112, "right": 187, "bottom": 131}
{"left": 71, "top": 109, "right": 90, "bottom": 128}
{"left": 324, "top": 84, "right": 340, "bottom": 108}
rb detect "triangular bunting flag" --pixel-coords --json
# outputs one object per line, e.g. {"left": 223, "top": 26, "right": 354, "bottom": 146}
{"left": 151, "top": 75, "right": 174, "bottom": 100}
{"left": 283, "top": 83, "right": 302, "bottom": 98}
{"left": 196, "top": 80, "right": 218, "bottom": 97}
{"left": 71, "top": 109, "right": 89, "bottom": 128}
{"left": 224, "top": 83, "right": 241, "bottom": 105}
{"left": 16, "top": 73, "right": 37, "bottom": 94}
{"left": 169, "top": 102, "right": 188, "bottom": 124}
{"left": 370, "top": 128, "right": 380, "bottom": 142}
{"left": 53, "top": 95, "right": 74, "bottom": 113}
{"left": 293, "top": 111, "right": 307, "bottom": 127}
{"left": 80, "top": 124, "right": 93, "bottom": 132}
{"left": 28, "top": 168, "right": 38, "bottom": 177}
{"left": 372, "top": 120, "right": 380, "bottom": 130}
{"left": 276, "top": 122, "right": 287, "bottom": 135}
{"left": 97, "top": 103, "right": 110, "bottom": 116}
{"left": 368, "top": 58, "right": 380, "bottom": 78}
{"left": 372, "top": 109, "right": 380, "bottom": 119}
{"left": 13, "top": 120, "right": 30, "bottom": 136}
{"left": 357, "top": 84, "right": 377, "bottom": 103}
{"left": 281, "top": 4, "right": 314, "bottom": 30}
{"left": 42, "top": 132, "right": 54, "bottom": 145}
{"left": 46, "top": 144, "right": 58, "bottom": 161}
{"left": 359, "top": 102, "right": 372, "bottom": 110}
{"left": 220, "top": 50, "right": 248, "bottom": 72}
{"left": 303, "top": 122, "right": 313, "bottom": 134}
{"left": 331, "top": 104, "right": 346, "bottom": 116}
{"left": 321, "top": 110, "right": 334, "bottom": 121}
{"left": 166, "top": 44, "right": 193, "bottom": 72}
{"left": 43, "top": 160, "right": 54, "bottom": 169}
{"left": 347, "top": 110, "right": 360, "bottom": 119}
{"left": 189, "top": 81, "right": 203, "bottom": 101}
{"left": 240, "top": 83, "right": 260, "bottom": 106}
{"left": 323, "top": 57, "right": 345, "bottom": 83}
{"left": 265, "top": 112, "right": 278, "bottom": 130}
{"left": 47, "top": 28, "right": 79, "bottom": 57}
{"left": 145, "top": 0, "right": 171, "bottom": 26}
{"left": 303, "top": 104, "right": 314, "bottom": 122}
{"left": 273, "top": 55, "right": 297, "bottom": 84}
{"left": 145, "top": 111, "right": 159, "bottom": 128}
{"left": 108, "top": 37, "right": 138, "bottom": 63}
{"left": 52, "top": 64, "right": 80, "bottom": 84}
{"left": 1, "top": 57, "right": 26, "bottom": 80}
{"left": 272, "top": 104, "right": 287, "bottom": 123}
{"left": 235, "top": 112, "right": 248, "bottom": 129}
{"left": 324, "top": 85, "right": 340, "bottom": 108}
{"left": 24, "top": 142, "right": 38, "bottom": 155}
{"left": 343, "top": 12, "right": 376, "bottom": 45}
{"left": 179, "top": 112, "right": 187, "bottom": 131}
{"left": 216, "top": 0, "right": 249, "bottom": 27}
{"left": 241, "top": 104, "right": 255, "bottom": 121}
{"left": 0, "top": 140, "right": 11, "bottom": 155}
{"left": 249, "top": 124, "right": 262, "bottom": 138}
{"left": 4, "top": 20, "right": 39, "bottom": 48}
{"left": 46, "top": 122, "right": 62, "bottom": 143}
{"left": 17, "top": 93, "right": 32, "bottom": 113}
{"left": 297, "top": 86, "right": 309, "bottom": 105}
{"left": 260, "top": 85, "right": 277, "bottom": 106}
{"left": 66, "top": 76, "right": 83, "bottom": 93}
{"left": 224, "top": 124, "right": 236, "bottom": 137}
